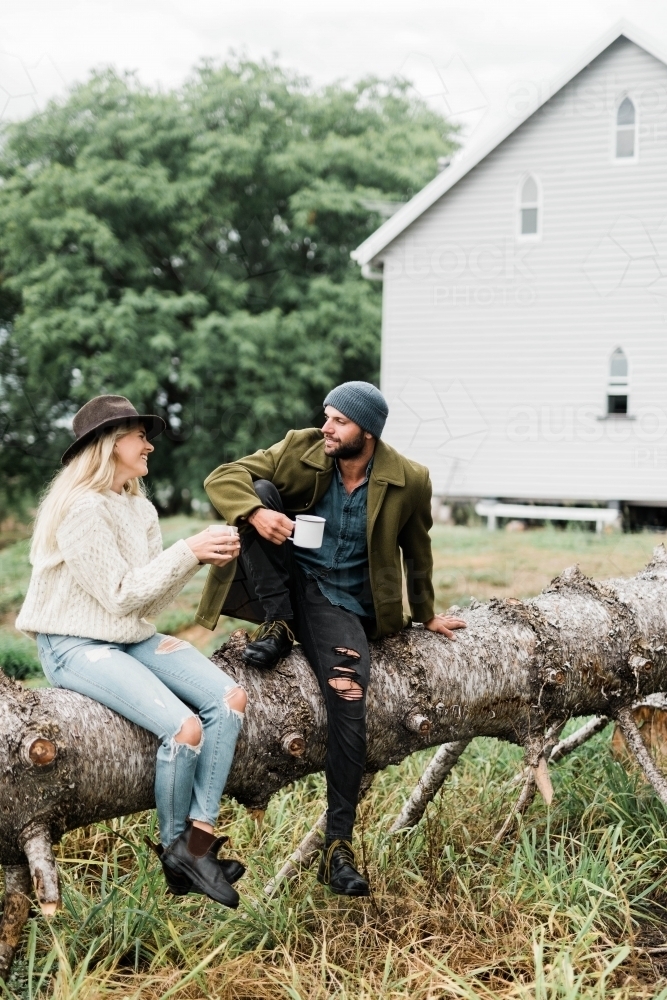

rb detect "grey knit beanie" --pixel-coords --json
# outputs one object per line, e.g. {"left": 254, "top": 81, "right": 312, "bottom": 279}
{"left": 323, "top": 381, "right": 389, "bottom": 439}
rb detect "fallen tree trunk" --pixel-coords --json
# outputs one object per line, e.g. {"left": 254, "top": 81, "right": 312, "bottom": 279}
{"left": 3, "top": 547, "right": 667, "bottom": 974}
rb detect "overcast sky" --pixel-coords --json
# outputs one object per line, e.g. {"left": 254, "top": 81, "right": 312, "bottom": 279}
{"left": 2, "top": 0, "right": 667, "bottom": 147}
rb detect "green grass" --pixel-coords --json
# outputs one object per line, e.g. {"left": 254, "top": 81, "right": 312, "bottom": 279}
{"left": 5, "top": 723, "right": 667, "bottom": 998}
{"left": 0, "top": 630, "right": 42, "bottom": 681}
{"left": 1, "top": 520, "right": 666, "bottom": 997}
{"left": 0, "top": 537, "right": 31, "bottom": 618}
{"left": 429, "top": 524, "right": 657, "bottom": 611}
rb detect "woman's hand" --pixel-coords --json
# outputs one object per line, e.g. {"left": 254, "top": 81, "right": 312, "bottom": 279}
{"left": 185, "top": 528, "right": 241, "bottom": 567}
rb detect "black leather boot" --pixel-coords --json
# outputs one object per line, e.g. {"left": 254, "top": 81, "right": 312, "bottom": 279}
{"left": 162, "top": 826, "right": 240, "bottom": 908}
{"left": 317, "top": 840, "right": 370, "bottom": 897}
{"left": 145, "top": 837, "right": 245, "bottom": 896}
{"left": 242, "top": 620, "right": 294, "bottom": 670}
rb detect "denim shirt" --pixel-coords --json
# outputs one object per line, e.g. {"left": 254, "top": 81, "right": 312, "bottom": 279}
{"left": 293, "top": 458, "right": 375, "bottom": 619}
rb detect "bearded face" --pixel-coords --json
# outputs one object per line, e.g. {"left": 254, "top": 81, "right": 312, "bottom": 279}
{"left": 323, "top": 425, "right": 367, "bottom": 459}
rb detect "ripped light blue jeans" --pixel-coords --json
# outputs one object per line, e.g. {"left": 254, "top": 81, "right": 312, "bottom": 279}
{"left": 36, "top": 632, "right": 244, "bottom": 847}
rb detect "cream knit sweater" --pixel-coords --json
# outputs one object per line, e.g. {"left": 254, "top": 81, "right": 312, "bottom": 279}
{"left": 16, "top": 489, "right": 201, "bottom": 643}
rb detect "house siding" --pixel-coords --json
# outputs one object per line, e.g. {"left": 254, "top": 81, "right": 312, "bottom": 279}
{"left": 379, "top": 37, "right": 667, "bottom": 503}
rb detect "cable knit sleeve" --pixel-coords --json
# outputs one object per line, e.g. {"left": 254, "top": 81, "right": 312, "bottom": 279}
{"left": 145, "top": 502, "right": 164, "bottom": 562}
{"left": 56, "top": 496, "right": 200, "bottom": 619}
{"left": 137, "top": 501, "right": 202, "bottom": 619}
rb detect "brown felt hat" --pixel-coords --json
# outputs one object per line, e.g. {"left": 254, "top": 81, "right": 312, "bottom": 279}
{"left": 61, "top": 395, "right": 166, "bottom": 465}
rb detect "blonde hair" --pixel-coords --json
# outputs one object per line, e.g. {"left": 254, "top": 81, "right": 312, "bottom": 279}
{"left": 30, "top": 423, "right": 146, "bottom": 562}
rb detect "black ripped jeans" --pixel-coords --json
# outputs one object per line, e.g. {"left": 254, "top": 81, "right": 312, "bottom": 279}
{"left": 237, "top": 480, "right": 370, "bottom": 842}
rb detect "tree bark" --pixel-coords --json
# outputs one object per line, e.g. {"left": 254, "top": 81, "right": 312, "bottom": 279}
{"left": 2, "top": 547, "right": 667, "bottom": 973}
{"left": 0, "top": 866, "right": 31, "bottom": 979}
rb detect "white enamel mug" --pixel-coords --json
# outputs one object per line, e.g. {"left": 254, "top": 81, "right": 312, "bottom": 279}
{"left": 207, "top": 524, "right": 239, "bottom": 537}
{"left": 291, "top": 515, "right": 326, "bottom": 548}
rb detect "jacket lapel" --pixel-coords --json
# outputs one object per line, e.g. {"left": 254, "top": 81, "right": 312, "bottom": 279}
{"left": 300, "top": 436, "right": 334, "bottom": 507}
{"left": 367, "top": 440, "right": 405, "bottom": 539}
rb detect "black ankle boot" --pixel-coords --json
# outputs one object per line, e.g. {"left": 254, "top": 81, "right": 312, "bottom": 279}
{"left": 209, "top": 837, "right": 245, "bottom": 887}
{"left": 317, "top": 840, "right": 370, "bottom": 897}
{"left": 242, "top": 620, "right": 294, "bottom": 670}
{"left": 162, "top": 826, "right": 240, "bottom": 908}
{"left": 145, "top": 837, "right": 245, "bottom": 896}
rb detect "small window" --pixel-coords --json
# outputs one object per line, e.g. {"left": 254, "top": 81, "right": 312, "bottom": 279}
{"left": 519, "top": 175, "right": 540, "bottom": 237}
{"left": 608, "top": 394, "right": 628, "bottom": 414}
{"left": 615, "top": 97, "right": 636, "bottom": 159}
{"left": 607, "top": 347, "right": 628, "bottom": 414}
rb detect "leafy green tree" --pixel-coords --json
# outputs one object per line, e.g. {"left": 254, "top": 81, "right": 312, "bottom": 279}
{"left": 0, "top": 60, "right": 456, "bottom": 513}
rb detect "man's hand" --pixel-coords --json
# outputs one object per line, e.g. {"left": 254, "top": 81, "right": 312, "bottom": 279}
{"left": 424, "top": 614, "right": 467, "bottom": 640}
{"left": 247, "top": 507, "right": 294, "bottom": 545}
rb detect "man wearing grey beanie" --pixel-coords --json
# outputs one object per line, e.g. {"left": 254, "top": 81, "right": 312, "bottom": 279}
{"left": 198, "top": 380, "right": 466, "bottom": 897}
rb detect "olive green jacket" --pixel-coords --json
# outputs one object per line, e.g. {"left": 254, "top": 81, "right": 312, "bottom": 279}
{"left": 195, "top": 428, "right": 435, "bottom": 640}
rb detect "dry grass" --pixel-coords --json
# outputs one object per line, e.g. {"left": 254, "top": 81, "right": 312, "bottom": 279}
{"left": 429, "top": 524, "right": 659, "bottom": 612}
{"left": 2, "top": 521, "right": 667, "bottom": 998}
{"left": 8, "top": 735, "right": 667, "bottom": 999}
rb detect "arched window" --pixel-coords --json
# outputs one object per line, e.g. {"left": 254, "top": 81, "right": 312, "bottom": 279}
{"left": 616, "top": 97, "right": 636, "bottom": 159}
{"left": 519, "top": 175, "right": 540, "bottom": 237}
{"left": 607, "top": 347, "right": 628, "bottom": 414}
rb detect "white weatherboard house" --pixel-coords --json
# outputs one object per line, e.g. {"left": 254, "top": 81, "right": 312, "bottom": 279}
{"left": 353, "top": 22, "right": 667, "bottom": 528}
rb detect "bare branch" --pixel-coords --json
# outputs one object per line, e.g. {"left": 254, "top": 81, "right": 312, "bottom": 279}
{"left": 19, "top": 822, "right": 60, "bottom": 916}
{"left": 549, "top": 716, "right": 610, "bottom": 763}
{"left": 389, "top": 740, "right": 471, "bottom": 832}
{"left": 532, "top": 757, "right": 553, "bottom": 805}
{"left": 494, "top": 771, "right": 537, "bottom": 843}
{"left": 616, "top": 707, "right": 667, "bottom": 806}
{"left": 495, "top": 724, "right": 567, "bottom": 840}
{"left": 264, "top": 809, "right": 326, "bottom": 897}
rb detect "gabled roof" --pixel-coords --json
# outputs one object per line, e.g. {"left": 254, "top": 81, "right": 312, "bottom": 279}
{"left": 351, "top": 20, "right": 667, "bottom": 267}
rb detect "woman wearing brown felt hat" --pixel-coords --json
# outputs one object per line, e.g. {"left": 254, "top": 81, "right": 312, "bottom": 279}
{"left": 16, "top": 395, "right": 247, "bottom": 907}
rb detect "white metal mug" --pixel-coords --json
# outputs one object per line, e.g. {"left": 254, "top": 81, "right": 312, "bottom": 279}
{"left": 291, "top": 515, "right": 326, "bottom": 548}
{"left": 207, "top": 524, "right": 239, "bottom": 537}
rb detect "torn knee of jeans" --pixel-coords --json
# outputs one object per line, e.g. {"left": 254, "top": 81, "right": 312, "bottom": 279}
{"left": 225, "top": 686, "right": 247, "bottom": 716}
{"left": 328, "top": 674, "right": 364, "bottom": 701}
{"left": 156, "top": 636, "right": 190, "bottom": 655}
{"left": 167, "top": 734, "right": 202, "bottom": 761}
{"left": 333, "top": 646, "right": 361, "bottom": 660}
{"left": 173, "top": 715, "right": 203, "bottom": 753}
